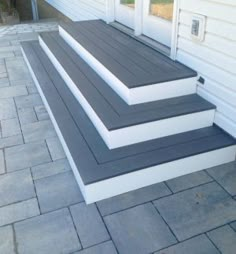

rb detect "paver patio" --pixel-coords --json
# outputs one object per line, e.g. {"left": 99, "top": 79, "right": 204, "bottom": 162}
{"left": 0, "top": 21, "right": 235, "bottom": 254}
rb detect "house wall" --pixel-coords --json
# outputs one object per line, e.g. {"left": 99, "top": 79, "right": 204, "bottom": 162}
{"left": 45, "top": 0, "right": 107, "bottom": 21}
{"left": 176, "top": 0, "right": 236, "bottom": 137}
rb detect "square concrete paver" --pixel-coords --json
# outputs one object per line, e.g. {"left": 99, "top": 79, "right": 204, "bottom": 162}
{"left": 155, "top": 235, "right": 219, "bottom": 254}
{"left": 35, "top": 171, "right": 83, "bottom": 213}
{"left": 0, "top": 134, "right": 23, "bottom": 149}
{"left": 0, "top": 169, "right": 35, "bottom": 207}
{"left": 1, "top": 118, "right": 21, "bottom": 138}
{"left": 18, "top": 107, "right": 37, "bottom": 125}
{"left": 75, "top": 241, "right": 117, "bottom": 254}
{"left": 207, "top": 161, "right": 236, "bottom": 196}
{"left": 166, "top": 171, "right": 213, "bottom": 193}
{"left": 22, "top": 120, "right": 56, "bottom": 143}
{"left": 97, "top": 182, "right": 171, "bottom": 216}
{"left": 15, "top": 208, "right": 81, "bottom": 254}
{"left": 231, "top": 221, "right": 236, "bottom": 231}
{"left": 207, "top": 225, "right": 236, "bottom": 254}
{"left": 15, "top": 94, "right": 42, "bottom": 109}
{"left": 46, "top": 137, "right": 66, "bottom": 161}
{"left": 70, "top": 203, "right": 110, "bottom": 248}
{"left": 0, "top": 226, "right": 15, "bottom": 254}
{"left": 0, "top": 98, "right": 17, "bottom": 120}
{"left": 0, "top": 149, "right": 5, "bottom": 174}
{"left": 0, "top": 85, "right": 27, "bottom": 99}
{"left": 154, "top": 182, "right": 236, "bottom": 241}
{"left": 31, "top": 159, "right": 71, "bottom": 180}
{"left": 0, "top": 198, "right": 40, "bottom": 226}
{"left": 5, "top": 142, "right": 51, "bottom": 172}
{"left": 104, "top": 203, "right": 177, "bottom": 254}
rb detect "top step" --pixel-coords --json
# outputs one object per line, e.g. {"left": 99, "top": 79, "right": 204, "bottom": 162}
{"left": 59, "top": 20, "right": 198, "bottom": 105}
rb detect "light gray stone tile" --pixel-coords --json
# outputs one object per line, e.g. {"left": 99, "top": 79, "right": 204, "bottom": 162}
{"left": 154, "top": 182, "right": 236, "bottom": 241}
{"left": 105, "top": 203, "right": 177, "bottom": 254}
{"left": 0, "top": 150, "right": 5, "bottom": 174}
{"left": 1, "top": 118, "right": 21, "bottom": 137}
{"left": 97, "top": 182, "right": 171, "bottom": 216}
{"left": 70, "top": 203, "right": 110, "bottom": 248}
{"left": 0, "top": 226, "right": 15, "bottom": 254}
{"left": 22, "top": 120, "right": 56, "bottom": 143}
{"left": 5, "top": 142, "right": 51, "bottom": 172}
{"left": 207, "top": 225, "right": 236, "bottom": 254}
{"left": 18, "top": 32, "right": 38, "bottom": 41}
{"left": 6, "top": 59, "right": 31, "bottom": 82}
{"left": 155, "top": 235, "right": 219, "bottom": 254}
{"left": 0, "top": 77, "right": 10, "bottom": 88}
{"left": 0, "top": 198, "right": 40, "bottom": 226}
{"left": 76, "top": 241, "right": 117, "bottom": 254}
{"left": 35, "top": 171, "right": 83, "bottom": 213}
{"left": 15, "top": 94, "right": 42, "bottom": 109}
{"left": 0, "top": 169, "right": 35, "bottom": 207}
{"left": 166, "top": 171, "right": 213, "bottom": 193}
{"left": 35, "top": 105, "right": 49, "bottom": 121}
{"left": 0, "top": 72, "right": 7, "bottom": 79}
{"left": 0, "top": 85, "right": 27, "bottom": 99}
{"left": 46, "top": 137, "right": 65, "bottom": 161}
{"left": 18, "top": 107, "right": 37, "bottom": 125}
{"left": 27, "top": 85, "right": 38, "bottom": 94}
{"left": 0, "top": 134, "right": 23, "bottom": 149}
{"left": 207, "top": 161, "right": 236, "bottom": 196}
{"left": 0, "top": 98, "right": 17, "bottom": 120}
{"left": 231, "top": 221, "right": 236, "bottom": 231}
{"left": 31, "top": 159, "right": 71, "bottom": 180}
{"left": 15, "top": 208, "right": 81, "bottom": 254}
{"left": 0, "top": 51, "right": 14, "bottom": 59}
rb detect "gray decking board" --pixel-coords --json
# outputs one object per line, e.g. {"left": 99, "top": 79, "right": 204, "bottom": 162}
{"left": 22, "top": 41, "right": 236, "bottom": 185}
{"left": 40, "top": 32, "right": 215, "bottom": 130}
{"left": 60, "top": 20, "right": 197, "bottom": 87}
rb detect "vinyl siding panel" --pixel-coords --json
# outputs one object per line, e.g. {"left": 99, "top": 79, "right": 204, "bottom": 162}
{"left": 45, "top": 0, "right": 106, "bottom": 21}
{"left": 176, "top": 0, "right": 236, "bottom": 137}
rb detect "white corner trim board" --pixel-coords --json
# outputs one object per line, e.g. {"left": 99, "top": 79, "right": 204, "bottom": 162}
{"left": 59, "top": 25, "right": 197, "bottom": 105}
{"left": 39, "top": 35, "right": 215, "bottom": 149}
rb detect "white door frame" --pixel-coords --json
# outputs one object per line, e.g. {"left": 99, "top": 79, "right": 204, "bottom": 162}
{"left": 105, "top": 0, "right": 179, "bottom": 60}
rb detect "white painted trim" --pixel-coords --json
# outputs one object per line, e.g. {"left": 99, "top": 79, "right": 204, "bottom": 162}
{"left": 59, "top": 25, "right": 197, "bottom": 105}
{"left": 22, "top": 46, "right": 236, "bottom": 205}
{"left": 85, "top": 145, "right": 236, "bottom": 203}
{"left": 40, "top": 35, "right": 214, "bottom": 149}
{"left": 105, "top": 0, "right": 115, "bottom": 23}
{"left": 170, "top": 0, "right": 180, "bottom": 60}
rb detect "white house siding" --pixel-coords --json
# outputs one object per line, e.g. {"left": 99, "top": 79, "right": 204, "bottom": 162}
{"left": 176, "top": 0, "right": 236, "bottom": 137}
{"left": 45, "top": 0, "right": 106, "bottom": 21}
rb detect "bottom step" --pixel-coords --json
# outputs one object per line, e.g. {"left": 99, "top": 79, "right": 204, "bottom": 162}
{"left": 22, "top": 41, "right": 236, "bottom": 204}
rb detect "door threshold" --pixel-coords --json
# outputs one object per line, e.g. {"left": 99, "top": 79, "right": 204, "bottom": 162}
{"left": 110, "top": 21, "right": 171, "bottom": 57}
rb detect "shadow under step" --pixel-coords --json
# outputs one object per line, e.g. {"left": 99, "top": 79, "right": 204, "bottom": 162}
{"left": 21, "top": 40, "right": 236, "bottom": 204}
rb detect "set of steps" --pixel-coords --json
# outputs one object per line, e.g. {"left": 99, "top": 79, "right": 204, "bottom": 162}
{"left": 21, "top": 20, "right": 236, "bottom": 204}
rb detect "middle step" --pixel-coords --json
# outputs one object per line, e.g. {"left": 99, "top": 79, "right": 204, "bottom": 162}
{"left": 39, "top": 32, "right": 216, "bottom": 149}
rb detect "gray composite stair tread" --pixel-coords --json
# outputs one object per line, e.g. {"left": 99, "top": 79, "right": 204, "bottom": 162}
{"left": 22, "top": 41, "right": 236, "bottom": 185}
{"left": 60, "top": 20, "right": 197, "bottom": 88}
{"left": 40, "top": 32, "right": 215, "bottom": 130}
